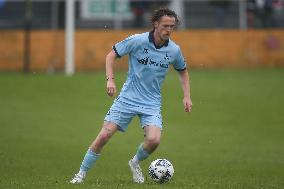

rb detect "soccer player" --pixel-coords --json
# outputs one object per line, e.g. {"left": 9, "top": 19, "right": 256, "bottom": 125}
{"left": 70, "top": 7, "right": 192, "bottom": 184}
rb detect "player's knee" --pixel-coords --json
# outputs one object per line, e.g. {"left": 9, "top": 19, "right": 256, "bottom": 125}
{"left": 146, "top": 136, "right": 160, "bottom": 147}
{"left": 98, "top": 132, "right": 111, "bottom": 143}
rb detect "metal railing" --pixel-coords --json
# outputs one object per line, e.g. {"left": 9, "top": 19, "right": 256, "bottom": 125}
{"left": 0, "top": 0, "right": 283, "bottom": 30}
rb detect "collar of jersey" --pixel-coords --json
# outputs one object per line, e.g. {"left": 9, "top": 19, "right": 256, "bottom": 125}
{"left": 148, "top": 30, "right": 169, "bottom": 49}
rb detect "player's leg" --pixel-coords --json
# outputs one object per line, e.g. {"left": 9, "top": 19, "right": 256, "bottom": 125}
{"left": 89, "top": 121, "right": 118, "bottom": 153}
{"left": 70, "top": 122, "right": 118, "bottom": 184}
{"left": 136, "top": 110, "right": 163, "bottom": 160}
{"left": 71, "top": 100, "right": 134, "bottom": 184}
{"left": 129, "top": 125, "right": 161, "bottom": 183}
{"left": 129, "top": 109, "right": 162, "bottom": 183}
{"left": 131, "top": 125, "right": 161, "bottom": 163}
{"left": 142, "top": 125, "right": 161, "bottom": 153}
{"left": 80, "top": 122, "right": 118, "bottom": 172}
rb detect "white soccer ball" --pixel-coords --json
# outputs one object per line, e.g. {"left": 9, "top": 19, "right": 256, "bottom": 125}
{"left": 148, "top": 159, "right": 174, "bottom": 183}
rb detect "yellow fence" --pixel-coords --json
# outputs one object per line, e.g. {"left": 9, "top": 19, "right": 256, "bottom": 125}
{"left": 0, "top": 30, "right": 283, "bottom": 71}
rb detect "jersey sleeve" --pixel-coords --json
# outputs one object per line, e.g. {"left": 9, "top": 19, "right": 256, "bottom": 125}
{"left": 173, "top": 47, "right": 187, "bottom": 71}
{"left": 112, "top": 34, "right": 138, "bottom": 58}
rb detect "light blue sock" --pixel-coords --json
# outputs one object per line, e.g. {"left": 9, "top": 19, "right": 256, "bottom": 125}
{"left": 136, "top": 143, "right": 150, "bottom": 161}
{"left": 80, "top": 149, "right": 100, "bottom": 172}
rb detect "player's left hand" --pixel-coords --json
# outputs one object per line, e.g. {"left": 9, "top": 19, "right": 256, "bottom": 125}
{"left": 183, "top": 97, "right": 192, "bottom": 112}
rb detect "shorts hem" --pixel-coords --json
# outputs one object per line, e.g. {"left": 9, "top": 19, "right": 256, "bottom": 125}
{"left": 142, "top": 124, "right": 163, "bottom": 130}
{"left": 104, "top": 119, "right": 126, "bottom": 132}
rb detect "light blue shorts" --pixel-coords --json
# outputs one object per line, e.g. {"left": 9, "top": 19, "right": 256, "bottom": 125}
{"left": 104, "top": 100, "right": 162, "bottom": 132}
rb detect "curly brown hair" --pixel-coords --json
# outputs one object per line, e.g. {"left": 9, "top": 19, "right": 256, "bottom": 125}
{"left": 150, "top": 7, "right": 180, "bottom": 26}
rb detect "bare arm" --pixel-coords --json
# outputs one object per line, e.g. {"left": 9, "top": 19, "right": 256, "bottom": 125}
{"left": 178, "top": 69, "right": 192, "bottom": 112}
{"left": 105, "top": 50, "right": 117, "bottom": 96}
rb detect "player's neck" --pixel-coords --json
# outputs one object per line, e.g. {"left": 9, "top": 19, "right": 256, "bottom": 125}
{"left": 153, "top": 30, "right": 167, "bottom": 47}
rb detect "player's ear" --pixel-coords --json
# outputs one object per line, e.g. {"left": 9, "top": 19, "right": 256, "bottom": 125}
{"left": 154, "top": 21, "right": 159, "bottom": 29}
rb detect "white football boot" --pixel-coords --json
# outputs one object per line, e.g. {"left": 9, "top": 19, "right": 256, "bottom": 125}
{"left": 128, "top": 159, "right": 145, "bottom": 183}
{"left": 70, "top": 171, "right": 86, "bottom": 184}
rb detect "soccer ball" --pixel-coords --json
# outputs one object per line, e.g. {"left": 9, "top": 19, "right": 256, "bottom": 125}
{"left": 148, "top": 159, "right": 174, "bottom": 183}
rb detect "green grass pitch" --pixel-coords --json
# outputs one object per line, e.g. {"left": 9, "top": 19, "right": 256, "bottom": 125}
{"left": 0, "top": 69, "right": 284, "bottom": 189}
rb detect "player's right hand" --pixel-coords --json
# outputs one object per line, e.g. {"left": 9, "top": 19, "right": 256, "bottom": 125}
{"left": 106, "top": 80, "right": 116, "bottom": 96}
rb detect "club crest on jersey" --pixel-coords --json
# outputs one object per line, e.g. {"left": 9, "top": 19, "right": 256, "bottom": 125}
{"left": 143, "top": 48, "right": 149, "bottom": 54}
{"left": 164, "top": 52, "right": 171, "bottom": 61}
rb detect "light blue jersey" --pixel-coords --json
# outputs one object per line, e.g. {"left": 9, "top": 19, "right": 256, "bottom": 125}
{"left": 113, "top": 31, "right": 186, "bottom": 109}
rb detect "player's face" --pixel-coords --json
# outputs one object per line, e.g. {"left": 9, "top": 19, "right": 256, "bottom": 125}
{"left": 154, "top": 16, "right": 176, "bottom": 41}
